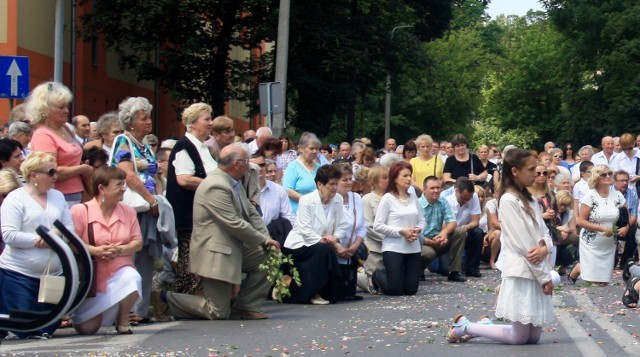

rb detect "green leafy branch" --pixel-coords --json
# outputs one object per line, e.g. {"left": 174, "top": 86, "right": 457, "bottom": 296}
{"left": 259, "top": 246, "right": 301, "bottom": 303}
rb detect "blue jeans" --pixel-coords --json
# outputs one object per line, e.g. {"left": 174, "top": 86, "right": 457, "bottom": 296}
{"left": 0, "top": 268, "right": 61, "bottom": 338}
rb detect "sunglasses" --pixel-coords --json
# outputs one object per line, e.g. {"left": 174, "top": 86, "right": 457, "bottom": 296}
{"left": 553, "top": 154, "right": 562, "bottom": 158}
{"left": 599, "top": 172, "right": 613, "bottom": 178}
{"left": 266, "top": 169, "right": 277, "bottom": 174}
{"left": 565, "top": 147, "right": 573, "bottom": 151}
{"left": 37, "top": 168, "right": 57, "bottom": 177}
{"left": 536, "top": 171, "right": 548, "bottom": 176}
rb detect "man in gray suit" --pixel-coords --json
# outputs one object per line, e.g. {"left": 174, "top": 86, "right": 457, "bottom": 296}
{"left": 153, "top": 143, "right": 281, "bottom": 320}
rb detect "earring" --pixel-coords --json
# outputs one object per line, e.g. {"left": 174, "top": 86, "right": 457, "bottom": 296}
{"left": 101, "top": 197, "right": 105, "bottom": 204}
{"left": 34, "top": 182, "right": 38, "bottom": 188}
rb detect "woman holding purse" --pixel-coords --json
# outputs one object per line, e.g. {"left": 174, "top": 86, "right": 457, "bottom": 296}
{"left": 0, "top": 152, "right": 74, "bottom": 339}
{"left": 70, "top": 167, "right": 142, "bottom": 334}
{"left": 110, "top": 97, "right": 163, "bottom": 324}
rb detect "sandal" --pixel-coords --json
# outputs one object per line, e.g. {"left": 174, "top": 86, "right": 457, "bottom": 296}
{"left": 115, "top": 325, "right": 133, "bottom": 335}
{"left": 623, "top": 259, "right": 635, "bottom": 282}
{"left": 622, "top": 288, "right": 637, "bottom": 308}
{"left": 627, "top": 276, "right": 640, "bottom": 302}
{"left": 459, "top": 315, "right": 493, "bottom": 342}
{"left": 446, "top": 314, "right": 471, "bottom": 343}
{"left": 567, "top": 264, "right": 579, "bottom": 284}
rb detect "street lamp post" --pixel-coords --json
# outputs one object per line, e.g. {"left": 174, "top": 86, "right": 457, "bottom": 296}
{"left": 384, "top": 25, "right": 412, "bottom": 142}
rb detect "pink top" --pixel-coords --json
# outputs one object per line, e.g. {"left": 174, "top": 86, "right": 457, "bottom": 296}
{"left": 70, "top": 198, "right": 142, "bottom": 293}
{"left": 31, "top": 125, "right": 84, "bottom": 194}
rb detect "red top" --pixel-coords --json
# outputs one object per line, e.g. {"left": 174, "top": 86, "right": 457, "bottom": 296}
{"left": 31, "top": 125, "right": 84, "bottom": 195}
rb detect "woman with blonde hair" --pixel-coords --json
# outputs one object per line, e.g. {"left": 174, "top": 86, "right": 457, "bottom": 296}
{"left": 166, "top": 102, "right": 217, "bottom": 295}
{"left": 27, "top": 81, "right": 93, "bottom": 206}
{"left": 0, "top": 152, "right": 74, "bottom": 339}
{"left": 570, "top": 165, "right": 627, "bottom": 285}
{"left": 410, "top": 134, "right": 444, "bottom": 194}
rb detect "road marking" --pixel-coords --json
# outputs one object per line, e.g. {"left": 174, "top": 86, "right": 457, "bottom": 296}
{"left": 554, "top": 297, "right": 607, "bottom": 357}
{"left": 1, "top": 321, "right": 181, "bottom": 354}
{"left": 570, "top": 290, "right": 640, "bottom": 355}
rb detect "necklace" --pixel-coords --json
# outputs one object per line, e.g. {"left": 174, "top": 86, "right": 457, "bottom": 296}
{"left": 127, "top": 132, "right": 145, "bottom": 149}
{"left": 395, "top": 194, "right": 410, "bottom": 206}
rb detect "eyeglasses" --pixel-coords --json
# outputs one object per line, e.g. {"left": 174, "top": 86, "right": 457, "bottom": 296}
{"left": 257, "top": 162, "right": 266, "bottom": 167}
{"left": 536, "top": 171, "right": 548, "bottom": 176}
{"left": 266, "top": 169, "right": 277, "bottom": 174}
{"left": 599, "top": 172, "right": 613, "bottom": 178}
{"left": 236, "top": 159, "right": 249, "bottom": 164}
{"left": 36, "top": 168, "right": 57, "bottom": 177}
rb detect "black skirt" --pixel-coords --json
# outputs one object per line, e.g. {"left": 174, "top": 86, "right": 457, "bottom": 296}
{"left": 282, "top": 243, "right": 341, "bottom": 304}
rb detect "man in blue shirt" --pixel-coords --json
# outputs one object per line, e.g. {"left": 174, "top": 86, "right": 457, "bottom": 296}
{"left": 419, "top": 176, "right": 467, "bottom": 282}
{"left": 613, "top": 170, "right": 638, "bottom": 268}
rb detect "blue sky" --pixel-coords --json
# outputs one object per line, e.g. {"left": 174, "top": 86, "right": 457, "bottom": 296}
{"left": 486, "top": 0, "right": 544, "bottom": 19}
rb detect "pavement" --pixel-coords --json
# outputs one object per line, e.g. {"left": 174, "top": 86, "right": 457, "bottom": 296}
{"left": 1, "top": 268, "right": 639, "bottom": 356}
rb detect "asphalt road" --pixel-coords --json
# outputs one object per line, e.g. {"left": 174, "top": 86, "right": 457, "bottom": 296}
{"left": 2, "top": 268, "right": 639, "bottom": 356}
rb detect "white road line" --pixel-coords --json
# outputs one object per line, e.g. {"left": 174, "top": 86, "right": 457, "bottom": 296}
{"left": 555, "top": 296, "right": 607, "bottom": 357}
{"left": 570, "top": 290, "right": 640, "bottom": 355}
{"left": 1, "top": 321, "right": 181, "bottom": 354}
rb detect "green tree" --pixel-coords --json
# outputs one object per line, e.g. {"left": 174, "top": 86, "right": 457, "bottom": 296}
{"left": 80, "top": 0, "right": 277, "bottom": 115}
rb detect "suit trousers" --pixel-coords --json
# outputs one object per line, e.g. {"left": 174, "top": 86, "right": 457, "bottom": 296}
{"left": 420, "top": 227, "right": 467, "bottom": 273}
{"left": 166, "top": 245, "right": 269, "bottom": 319}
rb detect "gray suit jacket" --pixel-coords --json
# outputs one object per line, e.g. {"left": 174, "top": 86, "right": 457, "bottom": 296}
{"left": 189, "top": 168, "right": 268, "bottom": 284}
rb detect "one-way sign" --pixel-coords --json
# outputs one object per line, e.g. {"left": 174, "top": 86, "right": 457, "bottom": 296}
{"left": 0, "top": 56, "right": 29, "bottom": 99}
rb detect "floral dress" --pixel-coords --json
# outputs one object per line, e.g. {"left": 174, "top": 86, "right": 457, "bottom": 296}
{"left": 109, "top": 134, "right": 158, "bottom": 195}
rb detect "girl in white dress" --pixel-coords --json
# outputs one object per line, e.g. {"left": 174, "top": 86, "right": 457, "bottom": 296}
{"left": 572, "top": 165, "right": 626, "bottom": 284}
{"left": 446, "top": 148, "right": 555, "bottom": 345}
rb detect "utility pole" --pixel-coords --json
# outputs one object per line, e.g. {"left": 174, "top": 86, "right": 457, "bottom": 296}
{"left": 384, "top": 25, "right": 412, "bottom": 142}
{"left": 272, "top": 0, "right": 291, "bottom": 137}
{"left": 54, "top": 0, "right": 65, "bottom": 83}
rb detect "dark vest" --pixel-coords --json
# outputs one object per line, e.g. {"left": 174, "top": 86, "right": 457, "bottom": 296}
{"left": 166, "top": 136, "right": 208, "bottom": 231}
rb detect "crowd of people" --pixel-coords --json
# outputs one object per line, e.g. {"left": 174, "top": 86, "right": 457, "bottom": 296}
{"left": 0, "top": 80, "right": 639, "bottom": 346}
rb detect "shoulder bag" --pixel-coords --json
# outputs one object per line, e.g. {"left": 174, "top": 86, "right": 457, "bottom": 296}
{"left": 109, "top": 134, "right": 150, "bottom": 212}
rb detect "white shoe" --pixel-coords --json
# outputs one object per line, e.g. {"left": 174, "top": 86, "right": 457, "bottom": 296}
{"left": 310, "top": 294, "right": 329, "bottom": 305}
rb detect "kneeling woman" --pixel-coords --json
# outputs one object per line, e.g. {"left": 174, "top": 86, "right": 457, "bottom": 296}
{"left": 372, "top": 161, "right": 425, "bottom": 295}
{"left": 282, "top": 165, "right": 348, "bottom": 304}
{"left": 70, "top": 167, "right": 143, "bottom": 334}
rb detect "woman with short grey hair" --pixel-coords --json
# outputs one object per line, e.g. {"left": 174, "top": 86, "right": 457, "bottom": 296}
{"left": 109, "top": 96, "right": 162, "bottom": 324}
{"left": 85, "top": 112, "right": 123, "bottom": 154}
{"left": 8, "top": 121, "right": 32, "bottom": 157}
{"left": 283, "top": 132, "right": 321, "bottom": 215}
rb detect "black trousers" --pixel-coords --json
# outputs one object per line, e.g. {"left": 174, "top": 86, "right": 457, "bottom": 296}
{"left": 373, "top": 251, "right": 421, "bottom": 296}
{"left": 465, "top": 228, "right": 484, "bottom": 274}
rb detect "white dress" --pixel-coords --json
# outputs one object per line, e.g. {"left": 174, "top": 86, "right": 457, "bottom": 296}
{"left": 579, "top": 189, "right": 625, "bottom": 283}
{"left": 495, "top": 192, "right": 555, "bottom": 327}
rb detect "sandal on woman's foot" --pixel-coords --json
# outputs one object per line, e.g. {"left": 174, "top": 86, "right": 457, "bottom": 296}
{"left": 115, "top": 325, "right": 133, "bottom": 335}
{"left": 623, "top": 259, "right": 635, "bottom": 282}
{"left": 622, "top": 288, "right": 637, "bottom": 308}
{"left": 627, "top": 276, "right": 640, "bottom": 302}
{"left": 460, "top": 315, "right": 493, "bottom": 342}
{"left": 446, "top": 314, "right": 471, "bottom": 343}
{"left": 567, "top": 265, "right": 579, "bottom": 284}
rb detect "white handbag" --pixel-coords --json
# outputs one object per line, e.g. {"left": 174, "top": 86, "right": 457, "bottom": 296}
{"left": 38, "top": 252, "right": 65, "bottom": 304}
{"left": 110, "top": 134, "right": 150, "bottom": 212}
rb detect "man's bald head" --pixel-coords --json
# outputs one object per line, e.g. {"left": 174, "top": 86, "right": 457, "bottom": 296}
{"left": 219, "top": 142, "right": 251, "bottom": 179}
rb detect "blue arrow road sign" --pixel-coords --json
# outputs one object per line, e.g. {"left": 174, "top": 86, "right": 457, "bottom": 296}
{"left": 0, "top": 56, "right": 29, "bottom": 99}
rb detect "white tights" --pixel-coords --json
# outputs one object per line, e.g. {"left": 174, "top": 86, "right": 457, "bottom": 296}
{"left": 462, "top": 321, "right": 542, "bottom": 345}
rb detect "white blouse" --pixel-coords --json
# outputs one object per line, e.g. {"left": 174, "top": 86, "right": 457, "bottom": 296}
{"left": 374, "top": 193, "right": 425, "bottom": 254}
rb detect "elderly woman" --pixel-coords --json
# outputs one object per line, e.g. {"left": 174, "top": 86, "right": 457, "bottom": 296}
{"left": 70, "top": 167, "right": 142, "bottom": 335}
{"left": 281, "top": 165, "right": 348, "bottom": 305}
{"left": 410, "top": 134, "right": 444, "bottom": 193}
{"left": 554, "top": 172, "right": 573, "bottom": 192}
{"left": 442, "top": 134, "right": 487, "bottom": 185}
{"left": 8, "top": 121, "right": 33, "bottom": 158}
{"left": 110, "top": 96, "right": 163, "bottom": 323}
{"left": 283, "top": 132, "right": 322, "bottom": 215}
{"left": 371, "top": 161, "right": 425, "bottom": 296}
{"left": 335, "top": 163, "right": 365, "bottom": 301}
{"left": 0, "top": 152, "right": 74, "bottom": 339}
{"left": 165, "top": 102, "right": 217, "bottom": 295}
{"left": 84, "top": 112, "right": 124, "bottom": 155}
{"left": 143, "top": 134, "right": 159, "bottom": 154}
{"left": 570, "top": 165, "right": 626, "bottom": 285}
{"left": 27, "top": 81, "right": 93, "bottom": 206}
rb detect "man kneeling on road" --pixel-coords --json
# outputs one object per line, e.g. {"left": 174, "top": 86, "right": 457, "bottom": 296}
{"left": 419, "top": 176, "right": 467, "bottom": 282}
{"left": 152, "top": 143, "right": 280, "bottom": 320}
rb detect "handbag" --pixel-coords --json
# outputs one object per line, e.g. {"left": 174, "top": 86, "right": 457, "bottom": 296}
{"left": 109, "top": 134, "right": 150, "bottom": 212}
{"left": 83, "top": 203, "right": 99, "bottom": 298}
{"left": 38, "top": 252, "right": 65, "bottom": 304}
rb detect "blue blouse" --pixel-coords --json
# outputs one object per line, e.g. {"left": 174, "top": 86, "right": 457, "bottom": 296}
{"left": 282, "top": 159, "right": 320, "bottom": 214}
